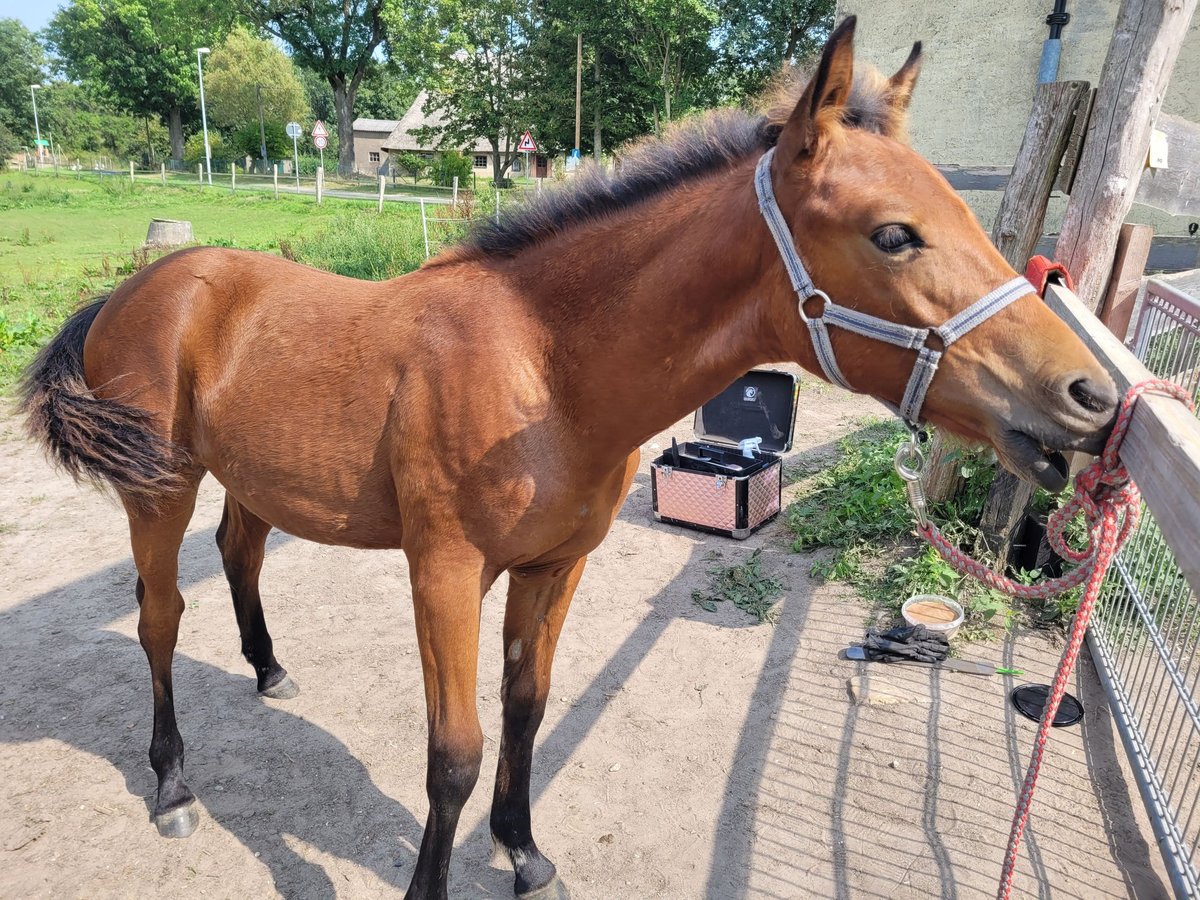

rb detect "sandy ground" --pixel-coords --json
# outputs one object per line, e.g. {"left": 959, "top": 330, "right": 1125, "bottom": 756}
{"left": 0, "top": 374, "right": 1171, "bottom": 899}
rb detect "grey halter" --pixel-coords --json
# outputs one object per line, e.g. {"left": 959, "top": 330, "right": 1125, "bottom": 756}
{"left": 753, "top": 147, "right": 1034, "bottom": 427}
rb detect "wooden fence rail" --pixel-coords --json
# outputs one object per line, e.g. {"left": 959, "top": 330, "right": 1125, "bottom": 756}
{"left": 1044, "top": 282, "right": 1200, "bottom": 598}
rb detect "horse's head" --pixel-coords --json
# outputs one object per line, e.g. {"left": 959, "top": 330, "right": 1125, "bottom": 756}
{"left": 767, "top": 17, "right": 1116, "bottom": 491}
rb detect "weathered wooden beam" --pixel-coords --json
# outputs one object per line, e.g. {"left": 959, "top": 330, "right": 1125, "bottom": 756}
{"left": 1043, "top": 283, "right": 1200, "bottom": 599}
{"left": 1135, "top": 113, "right": 1200, "bottom": 218}
{"left": 1054, "top": 88, "right": 1096, "bottom": 195}
{"left": 1055, "top": 0, "right": 1199, "bottom": 311}
{"left": 965, "top": 81, "right": 1088, "bottom": 554}
{"left": 1099, "top": 224, "right": 1154, "bottom": 342}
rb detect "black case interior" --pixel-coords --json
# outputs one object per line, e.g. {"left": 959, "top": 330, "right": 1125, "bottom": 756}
{"left": 659, "top": 370, "right": 798, "bottom": 476}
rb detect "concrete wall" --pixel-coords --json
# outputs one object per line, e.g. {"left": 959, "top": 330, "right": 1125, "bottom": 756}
{"left": 837, "top": 1, "right": 1200, "bottom": 237}
{"left": 353, "top": 129, "right": 393, "bottom": 175}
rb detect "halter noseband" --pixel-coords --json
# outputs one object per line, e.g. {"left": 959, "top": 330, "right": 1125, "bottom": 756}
{"left": 753, "top": 147, "right": 1034, "bottom": 427}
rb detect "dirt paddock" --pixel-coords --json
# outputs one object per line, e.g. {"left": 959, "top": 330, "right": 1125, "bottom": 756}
{"left": 0, "top": 377, "right": 1171, "bottom": 898}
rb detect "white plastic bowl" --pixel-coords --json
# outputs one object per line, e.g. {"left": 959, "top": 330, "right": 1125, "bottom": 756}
{"left": 901, "top": 594, "right": 965, "bottom": 639}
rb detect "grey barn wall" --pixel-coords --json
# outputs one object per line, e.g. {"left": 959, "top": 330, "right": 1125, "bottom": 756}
{"left": 837, "top": 2, "right": 1200, "bottom": 239}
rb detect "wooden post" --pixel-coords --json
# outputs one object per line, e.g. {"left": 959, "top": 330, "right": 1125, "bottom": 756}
{"left": 272, "top": 166, "right": 278, "bottom": 198}
{"left": 129, "top": 160, "right": 135, "bottom": 184}
{"left": 420, "top": 199, "right": 429, "bottom": 258}
{"left": 451, "top": 175, "right": 458, "bottom": 207}
{"left": 231, "top": 164, "right": 236, "bottom": 193}
{"left": 160, "top": 162, "right": 166, "bottom": 185}
{"left": 974, "top": 84, "right": 1093, "bottom": 560}
{"left": 316, "top": 166, "right": 323, "bottom": 204}
{"left": 198, "top": 162, "right": 203, "bottom": 185}
{"left": 1054, "top": 0, "right": 1198, "bottom": 311}
{"left": 378, "top": 175, "right": 385, "bottom": 213}
{"left": 495, "top": 189, "right": 501, "bottom": 225}
{"left": 1099, "top": 223, "right": 1154, "bottom": 342}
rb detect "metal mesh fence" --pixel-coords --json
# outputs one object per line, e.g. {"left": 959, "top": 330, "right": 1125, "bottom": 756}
{"left": 1088, "top": 277, "right": 1200, "bottom": 898}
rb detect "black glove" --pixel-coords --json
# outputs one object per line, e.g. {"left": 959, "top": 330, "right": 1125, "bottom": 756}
{"left": 863, "top": 624, "right": 950, "bottom": 663}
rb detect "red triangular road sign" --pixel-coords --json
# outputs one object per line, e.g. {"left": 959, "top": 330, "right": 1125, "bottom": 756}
{"left": 312, "top": 120, "right": 329, "bottom": 139}
{"left": 517, "top": 130, "right": 537, "bottom": 153}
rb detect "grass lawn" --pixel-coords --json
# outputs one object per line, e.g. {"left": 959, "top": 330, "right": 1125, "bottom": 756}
{"left": 0, "top": 170, "right": 430, "bottom": 391}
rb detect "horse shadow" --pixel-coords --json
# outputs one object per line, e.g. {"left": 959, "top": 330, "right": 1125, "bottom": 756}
{"left": 0, "top": 524, "right": 427, "bottom": 898}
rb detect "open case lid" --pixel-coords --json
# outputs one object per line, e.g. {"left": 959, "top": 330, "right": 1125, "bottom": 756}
{"left": 693, "top": 369, "right": 799, "bottom": 453}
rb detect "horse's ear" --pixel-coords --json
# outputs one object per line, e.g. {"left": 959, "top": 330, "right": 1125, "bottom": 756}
{"left": 772, "top": 16, "right": 856, "bottom": 171}
{"left": 888, "top": 42, "right": 923, "bottom": 114}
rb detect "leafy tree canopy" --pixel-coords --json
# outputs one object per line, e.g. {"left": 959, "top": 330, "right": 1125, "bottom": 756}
{"left": 46, "top": 0, "right": 234, "bottom": 159}
{"left": 203, "top": 25, "right": 308, "bottom": 131}
{"left": 0, "top": 18, "right": 46, "bottom": 151}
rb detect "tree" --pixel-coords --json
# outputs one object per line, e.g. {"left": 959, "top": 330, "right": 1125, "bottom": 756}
{"left": 389, "top": 0, "right": 535, "bottom": 185}
{"left": 47, "top": 0, "right": 233, "bottom": 163}
{"left": 713, "top": 0, "right": 834, "bottom": 101}
{"left": 39, "top": 80, "right": 169, "bottom": 162}
{"left": 628, "top": 0, "right": 718, "bottom": 127}
{"left": 244, "top": 0, "right": 391, "bottom": 175}
{"left": 0, "top": 18, "right": 46, "bottom": 156}
{"left": 203, "top": 26, "right": 308, "bottom": 135}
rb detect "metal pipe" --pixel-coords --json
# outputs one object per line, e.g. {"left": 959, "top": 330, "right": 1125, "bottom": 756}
{"left": 1038, "top": 1, "right": 1070, "bottom": 84}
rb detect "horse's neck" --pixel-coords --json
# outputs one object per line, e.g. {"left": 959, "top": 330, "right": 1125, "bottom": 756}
{"left": 517, "top": 165, "right": 794, "bottom": 457}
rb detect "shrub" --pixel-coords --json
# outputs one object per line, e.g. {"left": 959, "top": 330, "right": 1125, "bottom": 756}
{"left": 431, "top": 151, "right": 472, "bottom": 187}
{"left": 289, "top": 210, "right": 425, "bottom": 281}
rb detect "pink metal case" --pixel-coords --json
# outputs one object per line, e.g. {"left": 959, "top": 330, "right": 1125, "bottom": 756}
{"left": 650, "top": 370, "right": 796, "bottom": 539}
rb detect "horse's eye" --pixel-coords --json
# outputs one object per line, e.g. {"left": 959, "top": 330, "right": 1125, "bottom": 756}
{"left": 872, "top": 224, "right": 922, "bottom": 253}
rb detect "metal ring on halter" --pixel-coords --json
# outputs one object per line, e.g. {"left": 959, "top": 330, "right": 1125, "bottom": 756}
{"left": 797, "top": 288, "right": 831, "bottom": 324}
{"left": 894, "top": 441, "right": 925, "bottom": 481}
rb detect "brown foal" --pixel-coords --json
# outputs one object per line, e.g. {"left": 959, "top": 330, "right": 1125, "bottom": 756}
{"left": 22, "top": 18, "right": 1116, "bottom": 899}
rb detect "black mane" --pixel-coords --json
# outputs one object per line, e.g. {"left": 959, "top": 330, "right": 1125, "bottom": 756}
{"left": 460, "top": 66, "right": 897, "bottom": 261}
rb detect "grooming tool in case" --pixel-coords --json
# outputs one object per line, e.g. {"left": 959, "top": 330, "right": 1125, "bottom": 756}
{"left": 650, "top": 369, "right": 798, "bottom": 539}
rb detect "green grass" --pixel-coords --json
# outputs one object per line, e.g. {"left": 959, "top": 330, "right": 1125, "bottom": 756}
{"left": 0, "top": 170, "right": 428, "bottom": 390}
{"left": 785, "top": 418, "right": 1076, "bottom": 638}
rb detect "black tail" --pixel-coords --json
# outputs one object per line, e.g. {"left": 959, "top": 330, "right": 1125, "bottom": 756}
{"left": 19, "top": 298, "right": 190, "bottom": 506}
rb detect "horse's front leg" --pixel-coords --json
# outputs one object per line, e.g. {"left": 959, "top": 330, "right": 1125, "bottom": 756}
{"left": 405, "top": 547, "right": 490, "bottom": 900}
{"left": 490, "top": 557, "right": 586, "bottom": 899}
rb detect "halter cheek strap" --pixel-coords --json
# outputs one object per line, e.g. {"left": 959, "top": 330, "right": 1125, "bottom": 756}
{"left": 753, "top": 147, "right": 1034, "bottom": 427}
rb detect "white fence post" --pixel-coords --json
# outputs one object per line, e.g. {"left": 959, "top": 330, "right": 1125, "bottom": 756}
{"left": 231, "top": 164, "right": 236, "bottom": 193}
{"left": 421, "top": 199, "right": 430, "bottom": 258}
{"left": 536, "top": 177, "right": 543, "bottom": 195}
{"left": 378, "top": 175, "right": 385, "bottom": 213}
{"left": 160, "top": 163, "right": 166, "bottom": 185}
{"left": 129, "top": 160, "right": 135, "bottom": 184}
{"left": 452, "top": 175, "right": 458, "bottom": 207}
{"left": 495, "top": 189, "right": 501, "bottom": 224}
{"left": 316, "top": 166, "right": 323, "bottom": 204}
{"left": 198, "top": 162, "right": 203, "bottom": 185}
{"left": 272, "top": 166, "right": 278, "bottom": 198}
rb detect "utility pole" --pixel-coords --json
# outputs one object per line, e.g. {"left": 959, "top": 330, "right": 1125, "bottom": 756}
{"left": 256, "top": 83, "right": 268, "bottom": 166}
{"left": 574, "top": 33, "right": 582, "bottom": 156}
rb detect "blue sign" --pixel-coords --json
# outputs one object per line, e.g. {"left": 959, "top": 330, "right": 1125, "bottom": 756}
{"left": 570, "top": 148, "right": 581, "bottom": 159}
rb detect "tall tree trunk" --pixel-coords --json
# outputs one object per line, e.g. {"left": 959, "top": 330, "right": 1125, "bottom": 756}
{"left": 167, "top": 106, "right": 184, "bottom": 164}
{"left": 593, "top": 55, "right": 602, "bottom": 162}
{"left": 330, "top": 74, "right": 356, "bottom": 177}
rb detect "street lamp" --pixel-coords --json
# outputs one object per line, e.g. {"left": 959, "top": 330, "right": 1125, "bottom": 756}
{"left": 196, "top": 48, "right": 212, "bottom": 185}
{"left": 30, "top": 84, "right": 42, "bottom": 165}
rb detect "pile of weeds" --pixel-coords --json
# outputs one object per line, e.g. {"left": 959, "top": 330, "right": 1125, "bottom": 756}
{"left": 786, "top": 418, "right": 1077, "bottom": 637}
{"left": 692, "top": 548, "right": 784, "bottom": 624}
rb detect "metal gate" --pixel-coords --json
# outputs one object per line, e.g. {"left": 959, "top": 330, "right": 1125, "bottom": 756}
{"left": 1088, "top": 276, "right": 1200, "bottom": 898}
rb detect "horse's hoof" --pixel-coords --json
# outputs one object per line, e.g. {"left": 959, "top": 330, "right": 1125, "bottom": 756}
{"left": 155, "top": 801, "right": 199, "bottom": 839}
{"left": 517, "top": 876, "right": 570, "bottom": 900}
{"left": 260, "top": 673, "right": 300, "bottom": 700}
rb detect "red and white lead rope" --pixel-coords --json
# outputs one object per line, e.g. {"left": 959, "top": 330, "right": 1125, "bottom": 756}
{"left": 901, "top": 380, "right": 1194, "bottom": 900}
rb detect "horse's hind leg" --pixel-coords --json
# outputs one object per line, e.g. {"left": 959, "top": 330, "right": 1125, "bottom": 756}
{"left": 215, "top": 493, "right": 297, "bottom": 699}
{"left": 127, "top": 480, "right": 202, "bottom": 838}
{"left": 490, "top": 558, "right": 586, "bottom": 899}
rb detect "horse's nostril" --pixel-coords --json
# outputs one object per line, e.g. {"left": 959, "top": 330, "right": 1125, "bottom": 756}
{"left": 1068, "top": 377, "right": 1117, "bottom": 415}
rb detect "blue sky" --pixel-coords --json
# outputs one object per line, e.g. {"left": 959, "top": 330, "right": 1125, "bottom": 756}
{"left": 1, "top": 0, "right": 60, "bottom": 33}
